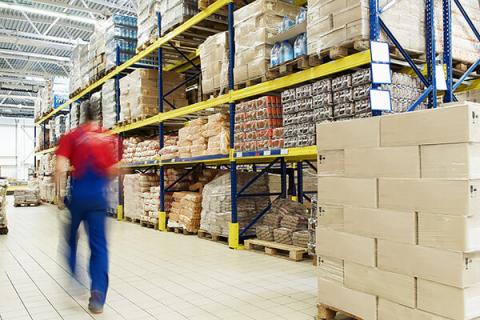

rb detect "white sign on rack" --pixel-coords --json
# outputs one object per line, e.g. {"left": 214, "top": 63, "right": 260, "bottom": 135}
{"left": 370, "top": 89, "right": 392, "bottom": 111}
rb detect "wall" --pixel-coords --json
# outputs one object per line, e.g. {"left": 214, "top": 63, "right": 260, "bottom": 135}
{"left": 0, "top": 117, "right": 34, "bottom": 180}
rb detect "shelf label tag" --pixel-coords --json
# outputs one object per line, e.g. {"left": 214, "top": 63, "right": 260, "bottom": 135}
{"left": 370, "top": 89, "right": 392, "bottom": 111}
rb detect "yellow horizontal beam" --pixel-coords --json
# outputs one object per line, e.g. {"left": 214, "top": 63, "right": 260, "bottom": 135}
{"left": 236, "top": 146, "right": 317, "bottom": 164}
{"left": 111, "top": 50, "right": 371, "bottom": 134}
{"left": 294, "top": 0, "right": 307, "bottom": 5}
{"left": 35, "top": 0, "right": 231, "bottom": 126}
{"left": 456, "top": 78, "right": 480, "bottom": 93}
{"left": 35, "top": 147, "right": 56, "bottom": 156}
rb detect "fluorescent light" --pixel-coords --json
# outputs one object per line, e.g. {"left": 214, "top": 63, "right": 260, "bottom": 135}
{"left": 0, "top": 2, "right": 97, "bottom": 25}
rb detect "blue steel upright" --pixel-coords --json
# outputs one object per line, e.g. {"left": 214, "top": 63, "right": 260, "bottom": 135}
{"left": 115, "top": 46, "right": 123, "bottom": 219}
{"left": 369, "top": 0, "right": 382, "bottom": 116}
{"left": 443, "top": 0, "right": 454, "bottom": 103}
{"left": 157, "top": 12, "right": 167, "bottom": 231}
{"left": 426, "top": 0, "right": 437, "bottom": 109}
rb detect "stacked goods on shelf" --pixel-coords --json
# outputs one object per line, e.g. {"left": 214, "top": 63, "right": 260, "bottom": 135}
{"left": 137, "top": 0, "right": 198, "bottom": 47}
{"left": 315, "top": 102, "right": 480, "bottom": 320}
{"left": 107, "top": 178, "right": 119, "bottom": 214}
{"left": 159, "top": 135, "right": 180, "bottom": 160}
{"left": 122, "top": 136, "right": 160, "bottom": 163}
{"left": 435, "top": 1, "right": 480, "bottom": 64}
{"left": 234, "top": 96, "right": 283, "bottom": 151}
{"left": 79, "top": 100, "right": 90, "bottom": 125}
{"left": 54, "top": 115, "right": 66, "bottom": 142}
{"left": 79, "top": 93, "right": 102, "bottom": 125}
{"left": 102, "top": 80, "right": 117, "bottom": 129}
{"left": 123, "top": 173, "right": 159, "bottom": 221}
{"left": 164, "top": 168, "right": 188, "bottom": 212}
{"left": 0, "top": 180, "right": 7, "bottom": 233}
{"left": 38, "top": 154, "right": 54, "bottom": 176}
{"left": 141, "top": 186, "right": 160, "bottom": 224}
{"left": 164, "top": 113, "right": 230, "bottom": 159}
{"left": 48, "top": 120, "right": 56, "bottom": 147}
{"left": 383, "top": 72, "right": 427, "bottom": 113}
{"left": 307, "top": 0, "right": 424, "bottom": 57}
{"left": 70, "top": 102, "right": 80, "bottom": 129}
{"left": 308, "top": 195, "right": 317, "bottom": 255}
{"left": 270, "top": 8, "right": 307, "bottom": 67}
{"left": 35, "top": 81, "right": 53, "bottom": 119}
{"left": 87, "top": 21, "right": 107, "bottom": 83}
{"left": 234, "top": 0, "right": 300, "bottom": 84}
{"left": 105, "top": 15, "right": 138, "bottom": 71}
{"left": 457, "top": 88, "right": 480, "bottom": 103}
{"left": 199, "top": 32, "right": 229, "bottom": 95}
{"left": 168, "top": 168, "right": 218, "bottom": 231}
{"left": 256, "top": 198, "right": 308, "bottom": 246}
{"left": 200, "top": 171, "right": 270, "bottom": 237}
{"left": 70, "top": 44, "right": 89, "bottom": 93}
{"left": 13, "top": 187, "right": 40, "bottom": 206}
{"left": 120, "top": 69, "right": 187, "bottom": 122}
{"left": 39, "top": 176, "right": 55, "bottom": 203}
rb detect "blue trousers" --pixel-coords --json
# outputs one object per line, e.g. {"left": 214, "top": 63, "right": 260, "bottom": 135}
{"left": 67, "top": 175, "right": 109, "bottom": 304}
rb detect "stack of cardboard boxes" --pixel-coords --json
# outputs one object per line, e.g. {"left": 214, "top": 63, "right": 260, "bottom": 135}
{"left": 234, "top": 0, "right": 299, "bottom": 85}
{"left": 124, "top": 173, "right": 159, "bottom": 221}
{"left": 316, "top": 102, "right": 480, "bottom": 320}
{"left": 199, "top": 32, "right": 229, "bottom": 95}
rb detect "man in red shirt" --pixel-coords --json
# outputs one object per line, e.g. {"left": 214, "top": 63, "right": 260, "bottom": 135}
{"left": 55, "top": 103, "right": 120, "bottom": 314}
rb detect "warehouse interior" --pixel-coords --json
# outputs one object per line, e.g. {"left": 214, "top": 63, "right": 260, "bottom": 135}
{"left": 1, "top": 0, "right": 480, "bottom": 319}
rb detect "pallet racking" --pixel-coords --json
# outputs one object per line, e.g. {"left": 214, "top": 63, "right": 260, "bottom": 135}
{"left": 34, "top": 0, "right": 479, "bottom": 249}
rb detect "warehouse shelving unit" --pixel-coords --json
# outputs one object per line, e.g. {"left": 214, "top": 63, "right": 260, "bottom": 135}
{"left": 33, "top": 0, "right": 479, "bottom": 249}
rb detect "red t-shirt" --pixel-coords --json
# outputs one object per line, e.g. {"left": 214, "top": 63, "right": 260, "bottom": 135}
{"left": 56, "top": 123, "right": 120, "bottom": 178}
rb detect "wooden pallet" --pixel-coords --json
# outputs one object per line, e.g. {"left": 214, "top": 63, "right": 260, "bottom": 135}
{"left": 14, "top": 203, "right": 40, "bottom": 207}
{"left": 268, "top": 55, "right": 315, "bottom": 78}
{"left": 313, "top": 39, "right": 370, "bottom": 61}
{"left": 243, "top": 239, "right": 308, "bottom": 262}
{"left": 317, "top": 304, "right": 363, "bottom": 320}
{"left": 168, "top": 226, "right": 197, "bottom": 235}
{"left": 197, "top": 229, "right": 228, "bottom": 243}
{"left": 141, "top": 221, "right": 158, "bottom": 229}
{"left": 125, "top": 216, "right": 141, "bottom": 224}
{"left": 234, "top": 75, "right": 269, "bottom": 90}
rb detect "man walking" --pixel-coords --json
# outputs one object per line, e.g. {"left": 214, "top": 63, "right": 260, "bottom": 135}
{"left": 55, "top": 104, "right": 119, "bottom": 313}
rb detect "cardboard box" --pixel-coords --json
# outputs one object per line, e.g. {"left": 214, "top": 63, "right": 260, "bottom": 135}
{"left": 345, "top": 146, "right": 420, "bottom": 178}
{"left": 381, "top": 103, "right": 480, "bottom": 147}
{"left": 344, "top": 207, "right": 416, "bottom": 244}
{"left": 316, "top": 117, "right": 380, "bottom": 151}
{"left": 421, "top": 143, "right": 480, "bottom": 179}
{"left": 379, "top": 178, "right": 480, "bottom": 216}
{"left": 318, "top": 256, "right": 344, "bottom": 284}
{"left": 316, "top": 229, "right": 376, "bottom": 267}
{"left": 317, "top": 150, "right": 344, "bottom": 176}
{"left": 417, "top": 278, "right": 480, "bottom": 320}
{"left": 344, "top": 262, "right": 416, "bottom": 307}
{"left": 317, "top": 205, "right": 344, "bottom": 230}
{"left": 378, "top": 240, "right": 480, "bottom": 288}
{"left": 418, "top": 212, "right": 480, "bottom": 252}
{"left": 378, "top": 298, "right": 450, "bottom": 320}
{"left": 318, "top": 277, "right": 377, "bottom": 320}
{"left": 318, "top": 177, "right": 377, "bottom": 208}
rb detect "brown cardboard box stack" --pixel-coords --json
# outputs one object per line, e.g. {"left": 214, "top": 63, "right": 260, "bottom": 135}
{"left": 307, "top": 0, "right": 424, "bottom": 56}
{"left": 169, "top": 192, "right": 203, "bottom": 232}
{"left": 316, "top": 102, "right": 480, "bottom": 320}
{"left": 233, "top": 0, "right": 299, "bottom": 84}
{"left": 120, "top": 69, "right": 187, "bottom": 122}
{"left": 435, "top": 0, "right": 480, "bottom": 65}
{"left": 200, "top": 32, "right": 229, "bottom": 95}
{"left": 124, "top": 174, "right": 159, "bottom": 221}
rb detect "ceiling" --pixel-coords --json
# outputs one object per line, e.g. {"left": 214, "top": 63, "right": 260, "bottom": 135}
{"left": 0, "top": 0, "right": 137, "bottom": 117}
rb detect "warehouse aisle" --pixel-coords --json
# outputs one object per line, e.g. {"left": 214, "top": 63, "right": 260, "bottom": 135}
{"left": 0, "top": 199, "right": 317, "bottom": 320}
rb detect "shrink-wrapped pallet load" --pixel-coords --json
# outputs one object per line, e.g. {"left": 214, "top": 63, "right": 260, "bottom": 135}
{"left": 315, "top": 102, "right": 480, "bottom": 320}
{"left": 13, "top": 187, "right": 40, "bottom": 206}
{"left": 234, "top": 0, "right": 299, "bottom": 84}
{"left": 102, "top": 79, "right": 117, "bottom": 129}
{"left": 0, "top": 181, "right": 7, "bottom": 233}
{"left": 203, "top": 113, "right": 230, "bottom": 155}
{"left": 200, "top": 32, "right": 229, "bottom": 95}
{"left": 200, "top": 171, "right": 270, "bottom": 237}
{"left": 123, "top": 174, "right": 159, "bottom": 221}
{"left": 169, "top": 192, "right": 203, "bottom": 232}
{"left": 104, "top": 15, "right": 138, "bottom": 71}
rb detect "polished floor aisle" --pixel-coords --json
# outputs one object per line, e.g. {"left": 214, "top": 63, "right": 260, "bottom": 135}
{"left": 0, "top": 199, "right": 317, "bottom": 320}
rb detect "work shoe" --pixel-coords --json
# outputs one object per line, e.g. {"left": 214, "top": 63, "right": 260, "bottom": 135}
{"left": 88, "top": 291, "right": 104, "bottom": 314}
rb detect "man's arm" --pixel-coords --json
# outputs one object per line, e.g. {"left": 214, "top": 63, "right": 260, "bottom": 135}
{"left": 55, "top": 155, "right": 70, "bottom": 187}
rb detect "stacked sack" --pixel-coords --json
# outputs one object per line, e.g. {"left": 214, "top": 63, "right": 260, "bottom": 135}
{"left": 316, "top": 102, "right": 480, "bottom": 320}
{"left": 200, "top": 171, "right": 270, "bottom": 237}
{"left": 0, "top": 180, "right": 7, "bottom": 230}
{"left": 123, "top": 173, "right": 159, "bottom": 221}
{"left": 122, "top": 136, "right": 160, "bottom": 163}
{"left": 256, "top": 199, "right": 308, "bottom": 247}
{"left": 203, "top": 113, "right": 230, "bottom": 155}
{"left": 235, "top": 96, "right": 283, "bottom": 152}
{"left": 168, "top": 168, "right": 218, "bottom": 232}
{"left": 70, "top": 102, "right": 80, "bottom": 129}
{"left": 159, "top": 135, "right": 179, "bottom": 160}
{"left": 234, "top": 0, "right": 299, "bottom": 85}
{"left": 141, "top": 186, "right": 160, "bottom": 224}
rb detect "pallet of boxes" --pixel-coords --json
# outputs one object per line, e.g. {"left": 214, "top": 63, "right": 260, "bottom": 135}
{"left": 13, "top": 187, "right": 40, "bottom": 207}
{"left": 315, "top": 102, "right": 480, "bottom": 320}
{"left": 0, "top": 178, "right": 8, "bottom": 235}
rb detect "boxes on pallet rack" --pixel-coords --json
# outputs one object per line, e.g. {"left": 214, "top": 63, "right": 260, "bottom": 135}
{"left": 234, "top": 96, "right": 283, "bottom": 151}
{"left": 123, "top": 173, "right": 159, "bottom": 221}
{"left": 102, "top": 80, "right": 117, "bottom": 129}
{"left": 70, "top": 44, "right": 88, "bottom": 94}
{"left": 105, "top": 15, "right": 138, "bottom": 71}
{"left": 87, "top": 21, "right": 107, "bottom": 84}
{"left": 120, "top": 69, "right": 186, "bottom": 122}
{"left": 234, "top": 0, "right": 300, "bottom": 84}
{"left": 70, "top": 102, "right": 80, "bottom": 129}
{"left": 39, "top": 176, "right": 55, "bottom": 203}
{"left": 14, "top": 187, "right": 40, "bottom": 206}
{"left": 199, "top": 32, "right": 229, "bottom": 95}
{"left": 200, "top": 171, "right": 270, "bottom": 237}
{"left": 307, "top": 0, "right": 425, "bottom": 57}
{"left": 141, "top": 186, "right": 160, "bottom": 224}
{"left": 122, "top": 136, "right": 160, "bottom": 163}
{"left": 315, "top": 102, "right": 480, "bottom": 320}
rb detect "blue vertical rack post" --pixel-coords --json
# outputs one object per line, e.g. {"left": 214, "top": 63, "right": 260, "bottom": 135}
{"left": 227, "top": 1, "right": 239, "bottom": 249}
{"left": 444, "top": 0, "right": 480, "bottom": 100}
{"left": 157, "top": 12, "right": 167, "bottom": 232}
{"left": 372, "top": 0, "right": 437, "bottom": 111}
{"left": 115, "top": 46, "right": 124, "bottom": 220}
